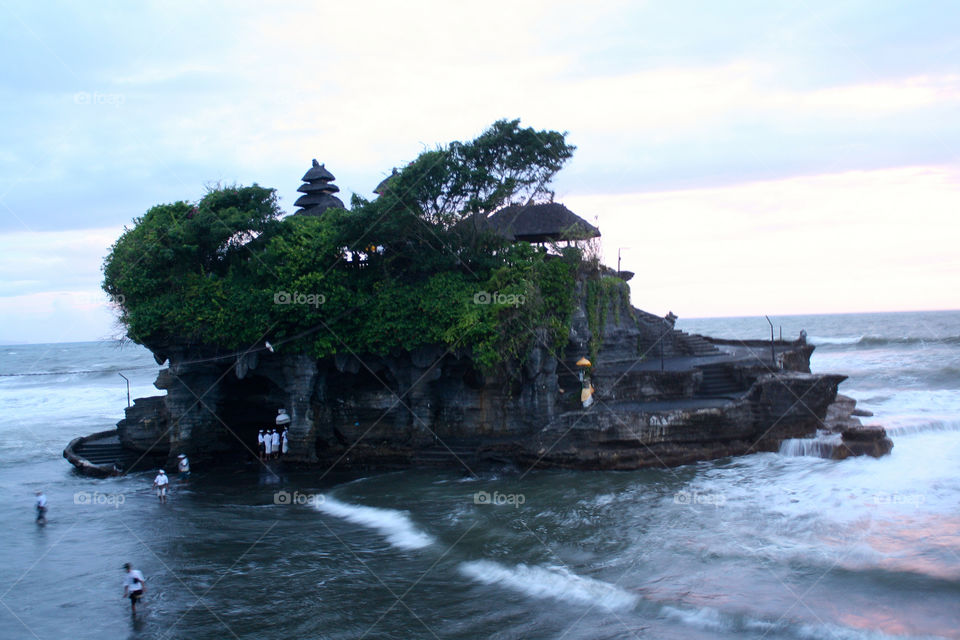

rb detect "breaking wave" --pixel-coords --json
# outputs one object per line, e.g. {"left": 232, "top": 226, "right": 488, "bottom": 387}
{"left": 662, "top": 604, "right": 907, "bottom": 639}
{"left": 808, "top": 335, "right": 864, "bottom": 346}
{"left": 778, "top": 434, "right": 842, "bottom": 458}
{"left": 459, "top": 560, "right": 638, "bottom": 611}
{"left": 884, "top": 420, "right": 960, "bottom": 436}
{"left": 314, "top": 496, "right": 435, "bottom": 550}
{"left": 810, "top": 334, "right": 960, "bottom": 348}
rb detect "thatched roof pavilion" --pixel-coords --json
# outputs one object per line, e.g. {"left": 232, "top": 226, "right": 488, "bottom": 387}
{"left": 484, "top": 203, "right": 600, "bottom": 243}
{"left": 373, "top": 168, "right": 398, "bottom": 195}
{"left": 294, "top": 160, "right": 344, "bottom": 217}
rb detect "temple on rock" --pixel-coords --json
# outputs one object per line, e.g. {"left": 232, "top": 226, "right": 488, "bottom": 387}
{"left": 64, "top": 155, "right": 893, "bottom": 476}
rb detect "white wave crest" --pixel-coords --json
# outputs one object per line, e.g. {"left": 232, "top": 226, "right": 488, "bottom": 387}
{"left": 808, "top": 335, "right": 863, "bottom": 346}
{"left": 662, "top": 605, "right": 732, "bottom": 632}
{"left": 779, "top": 434, "right": 841, "bottom": 458}
{"left": 315, "top": 496, "right": 434, "bottom": 550}
{"left": 459, "top": 560, "right": 638, "bottom": 611}
{"left": 885, "top": 420, "right": 960, "bottom": 436}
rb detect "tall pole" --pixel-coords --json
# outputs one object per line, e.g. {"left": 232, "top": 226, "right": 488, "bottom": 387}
{"left": 765, "top": 316, "right": 775, "bottom": 366}
{"left": 118, "top": 373, "right": 131, "bottom": 408}
{"left": 660, "top": 322, "right": 666, "bottom": 371}
{"left": 617, "top": 247, "right": 629, "bottom": 275}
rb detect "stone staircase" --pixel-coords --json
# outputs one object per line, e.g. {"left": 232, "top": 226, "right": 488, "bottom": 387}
{"left": 73, "top": 440, "right": 128, "bottom": 467}
{"left": 636, "top": 336, "right": 664, "bottom": 358}
{"left": 696, "top": 362, "right": 742, "bottom": 397}
{"left": 675, "top": 331, "right": 721, "bottom": 356}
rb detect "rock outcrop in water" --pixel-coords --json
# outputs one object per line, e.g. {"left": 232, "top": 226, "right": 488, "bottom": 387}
{"left": 113, "top": 274, "right": 872, "bottom": 471}
{"left": 837, "top": 425, "right": 894, "bottom": 458}
{"left": 823, "top": 394, "right": 893, "bottom": 458}
{"left": 89, "top": 124, "right": 889, "bottom": 474}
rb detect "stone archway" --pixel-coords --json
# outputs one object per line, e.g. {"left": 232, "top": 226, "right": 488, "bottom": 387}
{"left": 214, "top": 373, "right": 286, "bottom": 459}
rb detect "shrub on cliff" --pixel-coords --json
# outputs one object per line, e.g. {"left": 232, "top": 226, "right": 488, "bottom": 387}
{"left": 103, "top": 120, "right": 581, "bottom": 374}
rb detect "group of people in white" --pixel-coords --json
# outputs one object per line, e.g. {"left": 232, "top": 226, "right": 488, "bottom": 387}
{"left": 259, "top": 407, "right": 292, "bottom": 461}
{"left": 258, "top": 427, "right": 289, "bottom": 460}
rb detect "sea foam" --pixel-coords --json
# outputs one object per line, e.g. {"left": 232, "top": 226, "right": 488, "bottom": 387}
{"left": 459, "top": 560, "right": 638, "bottom": 611}
{"left": 314, "top": 496, "right": 435, "bottom": 550}
{"left": 808, "top": 335, "right": 864, "bottom": 346}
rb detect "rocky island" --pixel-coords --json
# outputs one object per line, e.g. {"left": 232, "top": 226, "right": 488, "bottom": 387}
{"left": 68, "top": 120, "right": 891, "bottom": 474}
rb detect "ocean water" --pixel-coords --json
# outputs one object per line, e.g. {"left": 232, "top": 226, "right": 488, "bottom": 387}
{"left": 0, "top": 310, "right": 958, "bottom": 639}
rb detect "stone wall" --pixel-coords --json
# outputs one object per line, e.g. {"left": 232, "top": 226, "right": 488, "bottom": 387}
{"left": 117, "top": 395, "right": 169, "bottom": 454}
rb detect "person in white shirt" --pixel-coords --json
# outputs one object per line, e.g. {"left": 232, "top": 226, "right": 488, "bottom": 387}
{"left": 153, "top": 469, "right": 169, "bottom": 503}
{"left": 264, "top": 430, "right": 273, "bottom": 458}
{"left": 177, "top": 454, "right": 190, "bottom": 482}
{"left": 257, "top": 430, "right": 266, "bottom": 461}
{"left": 281, "top": 429, "right": 289, "bottom": 456}
{"left": 122, "top": 563, "right": 146, "bottom": 615}
{"left": 271, "top": 429, "right": 280, "bottom": 459}
{"left": 35, "top": 490, "right": 47, "bottom": 524}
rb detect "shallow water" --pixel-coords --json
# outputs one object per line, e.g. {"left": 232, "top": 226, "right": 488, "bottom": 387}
{"left": 1, "top": 312, "right": 958, "bottom": 639}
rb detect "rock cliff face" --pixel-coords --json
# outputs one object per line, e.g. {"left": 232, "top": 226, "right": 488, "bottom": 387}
{"left": 118, "top": 275, "right": 858, "bottom": 470}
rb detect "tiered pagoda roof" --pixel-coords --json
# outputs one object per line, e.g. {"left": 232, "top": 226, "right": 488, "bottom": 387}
{"left": 294, "top": 160, "right": 345, "bottom": 217}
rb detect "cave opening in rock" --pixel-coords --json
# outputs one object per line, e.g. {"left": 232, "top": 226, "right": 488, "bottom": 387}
{"left": 214, "top": 373, "right": 285, "bottom": 459}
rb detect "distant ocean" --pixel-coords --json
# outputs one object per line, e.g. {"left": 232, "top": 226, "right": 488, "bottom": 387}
{"left": 1, "top": 310, "right": 958, "bottom": 639}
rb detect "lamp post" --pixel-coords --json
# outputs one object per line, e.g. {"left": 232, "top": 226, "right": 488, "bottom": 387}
{"left": 617, "top": 247, "right": 629, "bottom": 276}
{"left": 660, "top": 324, "right": 665, "bottom": 371}
{"left": 765, "top": 316, "right": 775, "bottom": 366}
{"left": 660, "top": 312, "right": 677, "bottom": 372}
{"left": 118, "top": 373, "right": 130, "bottom": 408}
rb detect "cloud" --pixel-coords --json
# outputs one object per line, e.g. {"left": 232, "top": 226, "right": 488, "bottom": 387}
{"left": 0, "top": 227, "right": 120, "bottom": 297}
{"left": 569, "top": 164, "right": 960, "bottom": 317}
{"left": 2, "top": 1, "right": 960, "bottom": 341}
{"left": 0, "top": 226, "right": 127, "bottom": 343}
{"left": 0, "top": 290, "right": 124, "bottom": 344}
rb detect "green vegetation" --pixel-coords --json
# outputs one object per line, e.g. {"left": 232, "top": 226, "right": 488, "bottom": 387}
{"left": 103, "top": 120, "right": 587, "bottom": 374}
{"left": 585, "top": 275, "right": 631, "bottom": 363}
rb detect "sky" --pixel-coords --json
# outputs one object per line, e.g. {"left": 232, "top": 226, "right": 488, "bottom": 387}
{"left": 1, "top": 0, "right": 958, "bottom": 343}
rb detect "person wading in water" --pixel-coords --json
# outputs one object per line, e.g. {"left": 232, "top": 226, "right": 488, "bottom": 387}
{"left": 153, "top": 469, "right": 169, "bottom": 503}
{"left": 35, "top": 490, "right": 47, "bottom": 525}
{"left": 122, "top": 563, "right": 146, "bottom": 616}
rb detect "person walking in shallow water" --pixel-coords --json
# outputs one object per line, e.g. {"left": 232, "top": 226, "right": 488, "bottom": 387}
{"left": 271, "top": 429, "right": 280, "bottom": 460}
{"left": 35, "top": 490, "right": 47, "bottom": 524}
{"left": 177, "top": 454, "right": 190, "bottom": 482}
{"left": 153, "top": 469, "right": 169, "bottom": 503}
{"left": 122, "top": 563, "right": 146, "bottom": 616}
{"left": 257, "top": 429, "right": 266, "bottom": 461}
